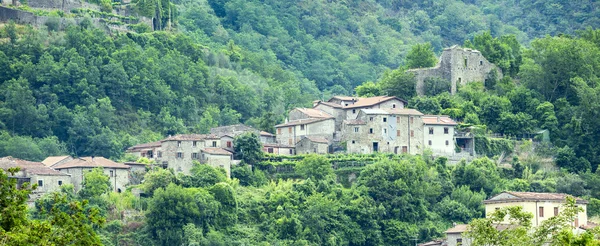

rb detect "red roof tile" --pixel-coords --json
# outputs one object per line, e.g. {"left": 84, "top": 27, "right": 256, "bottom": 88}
{"left": 162, "top": 134, "right": 220, "bottom": 141}
{"left": 423, "top": 115, "right": 457, "bottom": 125}
{"left": 294, "top": 108, "right": 333, "bottom": 118}
{"left": 127, "top": 141, "right": 162, "bottom": 151}
{"left": 344, "top": 96, "right": 407, "bottom": 109}
{"left": 41, "top": 156, "right": 71, "bottom": 167}
{"left": 0, "top": 157, "right": 69, "bottom": 176}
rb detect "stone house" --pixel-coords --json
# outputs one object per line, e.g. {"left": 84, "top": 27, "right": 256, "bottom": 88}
{"left": 423, "top": 115, "right": 458, "bottom": 155}
{"left": 263, "top": 143, "right": 295, "bottom": 155}
{"left": 125, "top": 141, "right": 162, "bottom": 161}
{"left": 408, "top": 45, "right": 502, "bottom": 95}
{"left": 53, "top": 157, "right": 130, "bottom": 193}
{"left": 200, "top": 147, "right": 233, "bottom": 178}
{"left": 343, "top": 108, "right": 424, "bottom": 155}
{"left": 275, "top": 117, "right": 336, "bottom": 146}
{"left": 0, "top": 157, "right": 72, "bottom": 200}
{"left": 342, "top": 96, "right": 408, "bottom": 121}
{"left": 41, "top": 155, "right": 73, "bottom": 167}
{"left": 157, "top": 134, "right": 230, "bottom": 175}
{"left": 259, "top": 131, "right": 277, "bottom": 143}
{"left": 296, "top": 136, "right": 330, "bottom": 154}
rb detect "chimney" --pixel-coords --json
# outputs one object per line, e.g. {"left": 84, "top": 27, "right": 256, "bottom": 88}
{"left": 437, "top": 116, "right": 440, "bottom": 122}
{"left": 91, "top": 156, "right": 94, "bottom": 161}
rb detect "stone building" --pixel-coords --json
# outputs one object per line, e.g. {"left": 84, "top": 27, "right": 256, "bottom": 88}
{"left": 263, "top": 143, "right": 295, "bottom": 155}
{"left": 0, "top": 157, "right": 72, "bottom": 200}
{"left": 200, "top": 147, "right": 233, "bottom": 177}
{"left": 296, "top": 136, "right": 330, "bottom": 154}
{"left": 342, "top": 108, "right": 424, "bottom": 155}
{"left": 275, "top": 117, "right": 335, "bottom": 146}
{"left": 423, "top": 115, "right": 458, "bottom": 155}
{"left": 42, "top": 155, "right": 73, "bottom": 168}
{"left": 408, "top": 45, "right": 502, "bottom": 95}
{"left": 157, "top": 134, "right": 230, "bottom": 176}
{"left": 52, "top": 157, "right": 129, "bottom": 193}
{"left": 125, "top": 141, "right": 162, "bottom": 161}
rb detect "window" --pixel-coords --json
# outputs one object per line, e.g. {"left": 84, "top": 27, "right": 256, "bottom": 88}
{"left": 383, "top": 128, "right": 387, "bottom": 134}
{"left": 480, "top": 60, "right": 483, "bottom": 65}
{"left": 158, "top": 151, "right": 162, "bottom": 158}
{"left": 58, "top": 180, "right": 63, "bottom": 186}
{"left": 554, "top": 207, "right": 559, "bottom": 216}
{"left": 288, "top": 139, "right": 292, "bottom": 145}
{"left": 268, "top": 148, "right": 274, "bottom": 153}
{"left": 278, "top": 128, "right": 281, "bottom": 134}
{"left": 446, "top": 140, "right": 449, "bottom": 146}
{"left": 410, "top": 117, "right": 414, "bottom": 124}
{"left": 383, "top": 117, "right": 387, "bottom": 122}
{"left": 177, "top": 152, "right": 183, "bottom": 158}
{"left": 289, "top": 149, "right": 293, "bottom": 155}
{"left": 464, "top": 58, "right": 468, "bottom": 67}
{"left": 177, "top": 141, "right": 182, "bottom": 147}
{"left": 369, "top": 128, "right": 373, "bottom": 134}
{"left": 410, "top": 130, "right": 414, "bottom": 137}
{"left": 352, "top": 109, "right": 356, "bottom": 114}
{"left": 288, "top": 127, "right": 292, "bottom": 133}
{"left": 392, "top": 104, "right": 396, "bottom": 108}
{"left": 227, "top": 141, "right": 232, "bottom": 148}
{"left": 458, "top": 77, "right": 462, "bottom": 83}
{"left": 495, "top": 207, "right": 500, "bottom": 211}
{"left": 444, "top": 127, "right": 449, "bottom": 134}
{"left": 110, "top": 170, "right": 114, "bottom": 177}
{"left": 429, "top": 127, "right": 434, "bottom": 134}
{"left": 193, "top": 141, "right": 197, "bottom": 147}
{"left": 369, "top": 117, "right": 374, "bottom": 122}
{"left": 300, "top": 124, "right": 305, "bottom": 130}
{"left": 192, "top": 153, "right": 198, "bottom": 159}
{"left": 354, "top": 127, "right": 359, "bottom": 133}
{"left": 212, "top": 141, "right": 217, "bottom": 147}
{"left": 351, "top": 140, "right": 355, "bottom": 144}
{"left": 38, "top": 180, "right": 43, "bottom": 187}
{"left": 457, "top": 238, "right": 463, "bottom": 244}
{"left": 397, "top": 130, "right": 400, "bottom": 136}
{"left": 345, "top": 104, "right": 349, "bottom": 106}
{"left": 539, "top": 207, "right": 544, "bottom": 217}
{"left": 428, "top": 140, "right": 432, "bottom": 146}
{"left": 397, "top": 117, "right": 400, "bottom": 123}
{"left": 575, "top": 218, "right": 579, "bottom": 228}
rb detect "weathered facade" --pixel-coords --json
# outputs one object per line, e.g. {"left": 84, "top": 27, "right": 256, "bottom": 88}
{"left": 296, "top": 136, "right": 330, "bottom": 154}
{"left": 343, "top": 108, "right": 424, "bottom": 155}
{"left": 157, "top": 134, "right": 226, "bottom": 175}
{"left": 275, "top": 118, "right": 336, "bottom": 146}
{"left": 409, "top": 45, "right": 502, "bottom": 95}
{"left": 200, "top": 148, "right": 233, "bottom": 178}
{"left": 423, "top": 115, "right": 457, "bottom": 155}
{"left": 0, "top": 157, "right": 72, "bottom": 200}
{"left": 125, "top": 141, "right": 162, "bottom": 161}
{"left": 42, "top": 155, "right": 73, "bottom": 167}
{"left": 263, "top": 143, "right": 295, "bottom": 155}
{"left": 53, "top": 157, "right": 129, "bottom": 193}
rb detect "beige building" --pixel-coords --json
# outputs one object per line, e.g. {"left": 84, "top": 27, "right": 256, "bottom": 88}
{"left": 423, "top": 115, "right": 457, "bottom": 155}
{"left": 41, "top": 155, "right": 73, "bottom": 167}
{"left": 0, "top": 157, "right": 72, "bottom": 200}
{"left": 53, "top": 157, "right": 130, "bottom": 193}
{"left": 200, "top": 147, "right": 233, "bottom": 178}
{"left": 263, "top": 143, "right": 295, "bottom": 155}
{"left": 484, "top": 191, "right": 588, "bottom": 229}
{"left": 296, "top": 136, "right": 329, "bottom": 154}
{"left": 275, "top": 117, "right": 335, "bottom": 146}
{"left": 343, "top": 108, "right": 424, "bottom": 155}
{"left": 157, "top": 134, "right": 230, "bottom": 175}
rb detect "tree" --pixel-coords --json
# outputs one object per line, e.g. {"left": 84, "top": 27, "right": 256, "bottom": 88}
{"left": 378, "top": 68, "right": 416, "bottom": 100}
{"left": 354, "top": 81, "right": 381, "bottom": 97}
{"left": 233, "top": 133, "right": 263, "bottom": 165}
{"left": 406, "top": 43, "right": 437, "bottom": 69}
{"left": 295, "top": 154, "right": 333, "bottom": 180}
{"left": 424, "top": 77, "right": 451, "bottom": 96}
{"left": 78, "top": 167, "right": 110, "bottom": 199}
{"left": 142, "top": 168, "right": 176, "bottom": 195}
{"left": 181, "top": 161, "right": 227, "bottom": 188}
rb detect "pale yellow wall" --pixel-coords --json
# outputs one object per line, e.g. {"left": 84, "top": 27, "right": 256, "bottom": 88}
{"left": 485, "top": 201, "right": 587, "bottom": 227}
{"left": 424, "top": 124, "right": 455, "bottom": 155}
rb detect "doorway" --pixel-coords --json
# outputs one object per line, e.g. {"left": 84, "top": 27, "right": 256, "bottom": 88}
{"left": 372, "top": 142, "right": 379, "bottom": 152}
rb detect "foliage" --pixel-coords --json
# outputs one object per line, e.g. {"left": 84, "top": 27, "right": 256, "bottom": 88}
{"left": 406, "top": 43, "right": 437, "bottom": 69}
{"left": 233, "top": 132, "right": 263, "bottom": 165}
{"left": 378, "top": 67, "right": 416, "bottom": 100}
{"left": 79, "top": 167, "right": 111, "bottom": 199}
{"left": 180, "top": 161, "right": 227, "bottom": 188}
{"left": 294, "top": 154, "right": 333, "bottom": 181}
{"left": 142, "top": 168, "right": 175, "bottom": 195}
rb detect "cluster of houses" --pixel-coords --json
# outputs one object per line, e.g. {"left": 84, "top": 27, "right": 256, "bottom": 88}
{"left": 275, "top": 95, "right": 474, "bottom": 157}
{"left": 421, "top": 191, "right": 594, "bottom": 246}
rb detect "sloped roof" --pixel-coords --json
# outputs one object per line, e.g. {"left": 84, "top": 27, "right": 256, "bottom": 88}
{"left": 360, "top": 109, "right": 389, "bottom": 115}
{"left": 0, "top": 157, "right": 69, "bottom": 176}
{"left": 315, "top": 101, "right": 343, "bottom": 108}
{"left": 54, "top": 157, "right": 130, "bottom": 169}
{"left": 303, "top": 136, "right": 329, "bottom": 144}
{"left": 484, "top": 191, "right": 588, "bottom": 204}
{"left": 275, "top": 117, "right": 333, "bottom": 128}
{"left": 294, "top": 108, "right": 333, "bottom": 118}
{"left": 161, "top": 134, "right": 220, "bottom": 141}
{"left": 344, "top": 96, "right": 408, "bottom": 109}
{"left": 330, "top": 96, "right": 359, "bottom": 101}
{"left": 202, "top": 148, "right": 233, "bottom": 155}
{"left": 127, "top": 141, "right": 162, "bottom": 151}
{"left": 263, "top": 143, "right": 294, "bottom": 148}
{"left": 384, "top": 108, "right": 424, "bottom": 116}
{"left": 260, "top": 131, "right": 275, "bottom": 137}
{"left": 422, "top": 115, "right": 457, "bottom": 125}
{"left": 41, "top": 155, "right": 71, "bottom": 167}
{"left": 445, "top": 224, "right": 468, "bottom": 234}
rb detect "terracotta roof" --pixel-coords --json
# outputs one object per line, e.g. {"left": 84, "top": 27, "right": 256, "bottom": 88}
{"left": 294, "top": 108, "right": 333, "bottom": 118}
{"left": 445, "top": 224, "right": 469, "bottom": 234}
{"left": 344, "top": 119, "right": 366, "bottom": 125}
{"left": 0, "top": 157, "right": 69, "bottom": 176}
{"left": 384, "top": 108, "right": 424, "bottom": 116}
{"left": 41, "top": 156, "right": 71, "bottom": 167}
{"left": 484, "top": 191, "right": 588, "bottom": 204}
{"left": 423, "top": 115, "right": 457, "bottom": 125}
{"left": 54, "top": 157, "right": 130, "bottom": 169}
{"left": 260, "top": 131, "right": 275, "bottom": 137}
{"left": 275, "top": 117, "right": 333, "bottom": 128}
{"left": 202, "top": 148, "right": 233, "bottom": 155}
{"left": 315, "top": 101, "right": 343, "bottom": 109}
{"left": 123, "top": 162, "right": 148, "bottom": 166}
{"left": 303, "top": 136, "right": 329, "bottom": 144}
{"left": 162, "top": 134, "right": 220, "bottom": 141}
{"left": 344, "top": 96, "right": 407, "bottom": 109}
{"left": 331, "top": 96, "right": 359, "bottom": 101}
{"left": 127, "top": 141, "right": 162, "bottom": 151}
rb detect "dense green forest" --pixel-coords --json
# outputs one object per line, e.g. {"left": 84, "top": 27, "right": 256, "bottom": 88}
{"left": 1, "top": 0, "right": 600, "bottom": 245}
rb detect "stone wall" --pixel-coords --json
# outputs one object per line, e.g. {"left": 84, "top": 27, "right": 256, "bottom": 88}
{"left": 0, "top": 6, "right": 104, "bottom": 31}
{"left": 26, "top": 0, "right": 97, "bottom": 11}
{"left": 408, "top": 45, "right": 503, "bottom": 95}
